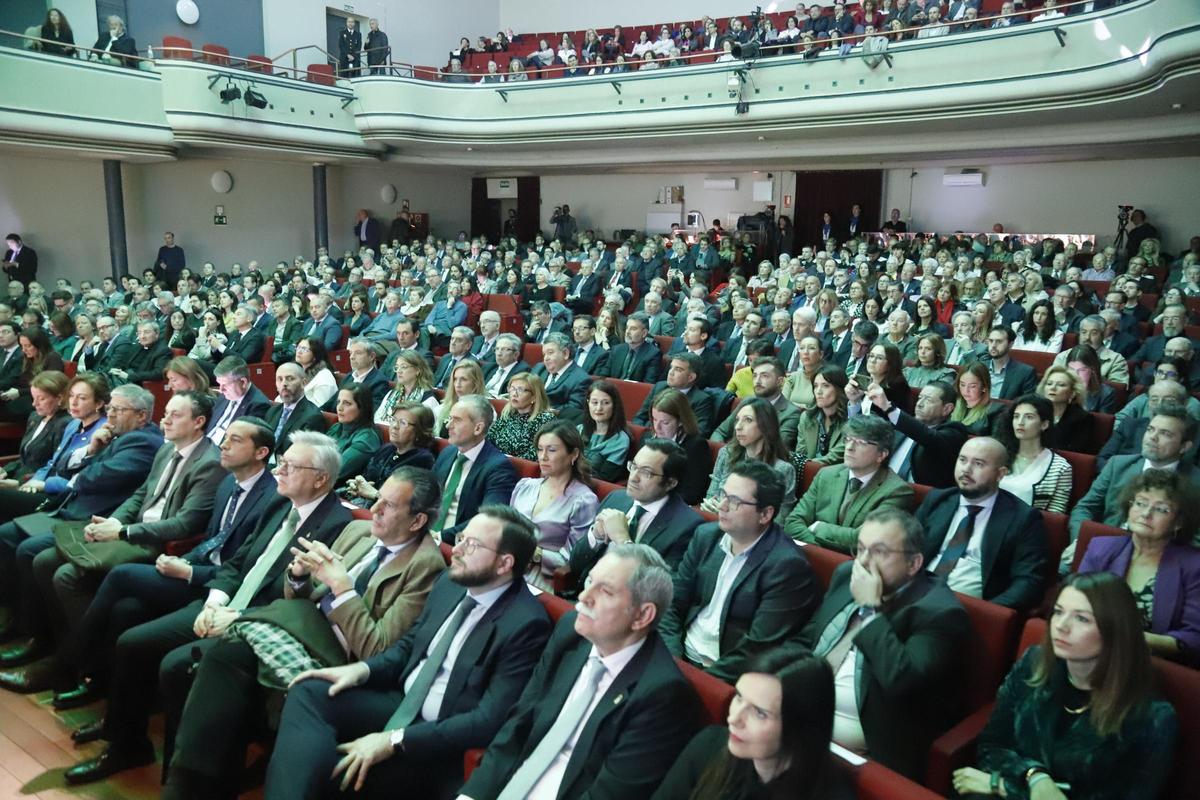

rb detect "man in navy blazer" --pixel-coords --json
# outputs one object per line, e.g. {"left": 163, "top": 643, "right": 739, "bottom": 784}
{"left": 431, "top": 396, "right": 519, "bottom": 545}
{"left": 915, "top": 437, "right": 1048, "bottom": 611}
{"left": 659, "top": 460, "right": 820, "bottom": 683}
{"left": 601, "top": 312, "right": 663, "bottom": 384}
{"left": 322, "top": 338, "right": 390, "bottom": 411}
{"left": 566, "top": 439, "right": 702, "bottom": 595}
{"left": 207, "top": 357, "right": 273, "bottom": 443}
{"left": 980, "top": 327, "right": 1038, "bottom": 400}
{"left": 50, "top": 419, "right": 277, "bottom": 710}
{"left": 208, "top": 306, "right": 265, "bottom": 365}
{"left": 570, "top": 315, "right": 609, "bottom": 375}
{"left": 264, "top": 506, "right": 553, "bottom": 799}
{"left": 564, "top": 260, "right": 601, "bottom": 315}
{"left": 300, "top": 295, "right": 343, "bottom": 352}
{"left": 530, "top": 333, "right": 592, "bottom": 419}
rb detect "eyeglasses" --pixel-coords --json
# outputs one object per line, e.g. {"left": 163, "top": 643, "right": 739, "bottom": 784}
{"left": 107, "top": 405, "right": 137, "bottom": 415}
{"left": 844, "top": 436, "right": 879, "bottom": 450}
{"left": 854, "top": 543, "right": 916, "bottom": 560}
{"left": 275, "top": 460, "right": 322, "bottom": 475}
{"left": 1155, "top": 369, "right": 1180, "bottom": 380}
{"left": 626, "top": 462, "right": 664, "bottom": 480}
{"left": 454, "top": 531, "right": 499, "bottom": 555}
{"left": 714, "top": 490, "right": 758, "bottom": 512}
{"left": 1131, "top": 499, "right": 1175, "bottom": 517}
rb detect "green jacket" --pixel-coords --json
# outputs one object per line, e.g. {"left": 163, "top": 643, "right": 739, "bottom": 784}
{"left": 784, "top": 464, "right": 914, "bottom": 552}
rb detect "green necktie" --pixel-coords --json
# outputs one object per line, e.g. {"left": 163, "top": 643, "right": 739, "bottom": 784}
{"left": 229, "top": 508, "right": 301, "bottom": 611}
{"left": 432, "top": 454, "right": 467, "bottom": 534}
{"left": 628, "top": 504, "right": 647, "bottom": 542}
{"left": 385, "top": 595, "right": 477, "bottom": 729}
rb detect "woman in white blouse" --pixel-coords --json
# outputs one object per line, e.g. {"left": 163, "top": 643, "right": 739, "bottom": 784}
{"left": 997, "top": 394, "right": 1073, "bottom": 514}
{"left": 293, "top": 336, "right": 338, "bottom": 408}
{"left": 1012, "top": 299, "right": 1064, "bottom": 353}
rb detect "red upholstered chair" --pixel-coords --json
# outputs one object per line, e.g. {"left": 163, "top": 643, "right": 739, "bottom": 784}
{"left": 610, "top": 379, "right": 653, "bottom": 417}
{"left": 1089, "top": 411, "right": 1115, "bottom": 446}
{"left": 857, "top": 761, "right": 945, "bottom": 800}
{"left": 63, "top": 361, "right": 77, "bottom": 378}
{"left": 535, "top": 590, "right": 572, "bottom": 622}
{"left": 1056, "top": 449, "right": 1097, "bottom": 506}
{"left": 375, "top": 423, "right": 388, "bottom": 442}
{"left": 488, "top": 397, "right": 505, "bottom": 417}
{"left": 800, "top": 460, "right": 825, "bottom": 494}
{"left": 432, "top": 437, "right": 449, "bottom": 455}
{"left": 1039, "top": 511, "right": 1070, "bottom": 582}
{"left": 676, "top": 659, "right": 735, "bottom": 724}
{"left": 438, "top": 542, "right": 453, "bottom": 565}
{"left": 261, "top": 338, "right": 274, "bottom": 363}
{"left": 351, "top": 507, "right": 371, "bottom": 521}
{"left": 201, "top": 43, "right": 231, "bottom": 65}
{"left": 1070, "top": 519, "right": 1126, "bottom": 572}
{"left": 144, "top": 380, "right": 169, "bottom": 420}
{"left": 911, "top": 483, "right": 933, "bottom": 511}
{"left": 523, "top": 343, "right": 543, "bottom": 366}
{"left": 801, "top": 544, "right": 851, "bottom": 590}
{"left": 510, "top": 457, "right": 540, "bottom": 481}
{"left": 322, "top": 411, "right": 337, "bottom": 427}
{"left": 628, "top": 422, "right": 647, "bottom": 442}
{"left": 594, "top": 479, "right": 622, "bottom": 503}
{"left": 330, "top": 349, "right": 351, "bottom": 373}
{"left": 1008, "top": 349, "right": 1056, "bottom": 378}
{"left": 161, "top": 35, "right": 193, "bottom": 60}
{"left": 306, "top": 63, "right": 336, "bottom": 85}
{"left": 654, "top": 335, "right": 674, "bottom": 357}
{"left": 245, "top": 54, "right": 273, "bottom": 74}
{"left": 707, "top": 438, "right": 723, "bottom": 467}
{"left": 248, "top": 362, "right": 276, "bottom": 398}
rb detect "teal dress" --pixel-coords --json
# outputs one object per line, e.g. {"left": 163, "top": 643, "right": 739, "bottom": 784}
{"left": 578, "top": 426, "right": 631, "bottom": 483}
{"left": 327, "top": 422, "right": 381, "bottom": 486}
{"left": 973, "top": 647, "right": 1178, "bottom": 800}
{"left": 52, "top": 335, "right": 77, "bottom": 361}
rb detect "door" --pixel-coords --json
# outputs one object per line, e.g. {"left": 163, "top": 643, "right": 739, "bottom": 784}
{"left": 792, "top": 170, "right": 883, "bottom": 248}
{"left": 471, "top": 178, "right": 502, "bottom": 243}
{"left": 516, "top": 177, "right": 541, "bottom": 242}
{"left": 326, "top": 10, "right": 366, "bottom": 72}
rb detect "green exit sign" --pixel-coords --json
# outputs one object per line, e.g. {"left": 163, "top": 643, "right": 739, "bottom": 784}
{"left": 214, "top": 215, "right": 228, "bottom": 225}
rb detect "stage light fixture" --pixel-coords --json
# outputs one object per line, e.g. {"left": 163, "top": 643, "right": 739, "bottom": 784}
{"left": 244, "top": 89, "right": 268, "bottom": 109}
{"left": 219, "top": 85, "right": 241, "bottom": 103}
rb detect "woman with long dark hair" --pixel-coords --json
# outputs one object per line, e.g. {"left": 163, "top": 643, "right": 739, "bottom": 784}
{"left": 1065, "top": 345, "right": 1116, "bottom": 413}
{"left": 1014, "top": 299, "right": 1064, "bottom": 353}
{"left": 293, "top": 336, "right": 338, "bottom": 408}
{"left": 326, "top": 383, "right": 382, "bottom": 487}
{"left": 995, "top": 394, "right": 1073, "bottom": 514}
{"left": 39, "top": 8, "right": 75, "bottom": 57}
{"left": 953, "top": 572, "right": 1178, "bottom": 799}
{"left": 640, "top": 388, "right": 712, "bottom": 505}
{"left": 578, "top": 381, "right": 631, "bottom": 483}
{"left": 702, "top": 398, "right": 796, "bottom": 518}
{"left": 0, "top": 327, "right": 65, "bottom": 421}
{"left": 653, "top": 647, "right": 853, "bottom": 800}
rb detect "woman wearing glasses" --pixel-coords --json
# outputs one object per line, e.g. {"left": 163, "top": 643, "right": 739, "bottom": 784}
{"left": 1078, "top": 469, "right": 1200, "bottom": 665}
{"left": 342, "top": 403, "right": 435, "bottom": 508}
{"left": 508, "top": 420, "right": 598, "bottom": 592}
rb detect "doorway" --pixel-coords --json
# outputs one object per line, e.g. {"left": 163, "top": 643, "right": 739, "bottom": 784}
{"left": 471, "top": 177, "right": 540, "bottom": 244}
{"left": 325, "top": 10, "right": 367, "bottom": 74}
{"left": 792, "top": 170, "right": 883, "bottom": 248}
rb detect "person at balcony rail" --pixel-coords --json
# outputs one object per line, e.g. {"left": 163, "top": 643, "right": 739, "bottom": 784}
{"left": 365, "top": 18, "right": 389, "bottom": 75}
{"left": 37, "top": 8, "right": 76, "bottom": 58}
{"left": 92, "top": 15, "right": 137, "bottom": 68}
{"left": 338, "top": 17, "right": 362, "bottom": 77}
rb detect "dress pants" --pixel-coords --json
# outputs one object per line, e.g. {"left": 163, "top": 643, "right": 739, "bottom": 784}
{"left": 105, "top": 601, "right": 216, "bottom": 758}
{"left": 10, "top": 532, "right": 55, "bottom": 635}
{"left": 0, "top": 488, "right": 50, "bottom": 526}
{"left": 65, "top": 563, "right": 201, "bottom": 678}
{"left": 31, "top": 548, "right": 103, "bottom": 651}
{"left": 265, "top": 679, "right": 459, "bottom": 800}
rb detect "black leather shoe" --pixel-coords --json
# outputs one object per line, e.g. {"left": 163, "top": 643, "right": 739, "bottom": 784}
{"left": 64, "top": 744, "right": 155, "bottom": 784}
{"left": 53, "top": 679, "right": 102, "bottom": 710}
{"left": 0, "top": 638, "right": 46, "bottom": 668}
{"left": 0, "top": 660, "right": 61, "bottom": 694}
{"left": 71, "top": 720, "right": 107, "bottom": 745}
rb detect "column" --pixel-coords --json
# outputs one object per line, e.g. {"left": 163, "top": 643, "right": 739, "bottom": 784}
{"left": 103, "top": 159, "right": 128, "bottom": 280}
{"left": 313, "top": 163, "right": 328, "bottom": 254}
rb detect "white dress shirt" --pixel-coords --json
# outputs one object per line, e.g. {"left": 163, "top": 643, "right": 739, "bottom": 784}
{"left": 139, "top": 437, "right": 205, "bottom": 525}
{"left": 442, "top": 438, "right": 486, "bottom": 530}
{"left": 927, "top": 491, "right": 1000, "bottom": 598}
{"left": 684, "top": 531, "right": 765, "bottom": 665}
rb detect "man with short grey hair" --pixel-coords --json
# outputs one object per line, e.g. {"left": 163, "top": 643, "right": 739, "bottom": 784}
{"left": 360, "top": 290, "right": 407, "bottom": 345}
{"left": 472, "top": 310, "right": 503, "bottom": 363}
{"left": 483, "top": 334, "right": 531, "bottom": 397}
{"left": 431, "top": 397, "right": 518, "bottom": 544}
{"left": 458, "top": 542, "right": 700, "bottom": 800}
{"left": 1052, "top": 314, "right": 1130, "bottom": 386}
{"left": 210, "top": 304, "right": 265, "bottom": 365}
{"left": 107, "top": 320, "right": 171, "bottom": 386}
{"left": 432, "top": 327, "right": 478, "bottom": 391}
{"left": 532, "top": 332, "right": 591, "bottom": 416}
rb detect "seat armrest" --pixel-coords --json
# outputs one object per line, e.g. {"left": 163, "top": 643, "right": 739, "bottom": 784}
{"left": 925, "top": 703, "right": 995, "bottom": 795}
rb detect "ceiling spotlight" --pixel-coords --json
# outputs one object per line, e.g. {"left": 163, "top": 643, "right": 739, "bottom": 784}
{"left": 219, "top": 85, "right": 241, "bottom": 103}
{"left": 244, "top": 89, "right": 268, "bottom": 109}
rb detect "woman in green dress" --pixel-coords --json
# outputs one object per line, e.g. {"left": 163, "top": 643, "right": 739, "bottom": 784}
{"left": 904, "top": 333, "right": 957, "bottom": 389}
{"left": 326, "top": 382, "right": 382, "bottom": 488}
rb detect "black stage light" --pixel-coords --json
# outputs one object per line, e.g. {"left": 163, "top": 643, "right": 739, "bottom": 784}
{"left": 219, "top": 85, "right": 241, "bottom": 103}
{"left": 244, "top": 89, "right": 268, "bottom": 109}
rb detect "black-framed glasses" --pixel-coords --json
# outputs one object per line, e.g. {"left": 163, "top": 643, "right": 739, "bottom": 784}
{"left": 854, "top": 543, "right": 916, "bottom": 560}
{"left": 454, "top": 532, "right": 498, "bottom": 555}
{"left": 714, "top": 490, "right": 758, "bottom": 512}
{"left": 626, "top": 462, "right": 663, "bottom": 480}
{"left": 275, "top": 459, "right": 322, "bottom": 474}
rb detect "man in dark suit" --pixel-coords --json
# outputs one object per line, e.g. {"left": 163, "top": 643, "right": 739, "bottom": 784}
{"left": 432, "top": 328, "right": 477, "bottom": 390}
{"left": 207, "top": 357, "right": 273, "bottom": 444}
{"left": 570, "top": 315, "right": 610, "bottom": 375}
{"left": 470, "top": 311, "right": 503, "bottom": 366}
{"left": 531, "top": 333, "right": 592, "bottom": 418}
{"left": 712, "top": 357, "right": 800, "bottom": 449}
{"left": 459, "top": 543, "right": 700, "bottom": 800}
{"left": 266, "top": 363, "right": 329, "bottom": 462}
{"left": 339, "top": 23, "right": 363, "bottom": 76}
{"left": 61, "top": 432, "right": 353, "bottom": 784}
{"left": 92, "top": 15, "right": 138, "bottom": 68}
{"left": 798, "top": 509, "right": 971, "bottom": 780}
{"left": 980, "top": 326, "right": 1038, "bottom": 401}
{"left": 679, "top": 317, "right": 725, "bottom": 389}
{"left": 209, "top": 305, "right": 265, "bottom": 365}
{"left": 916, "top": 437, "right": 1048, "bottom": 611}
{"left": 482, "top": 334, "right": 531, "bottom": 397}
{"left": 431, "top": 396, "right": 519, "bottom": 545}
{"left": 1132, "top": 304, "right": 1188, "bottom": 367}
{"left": 721, "top": 309, "right": 766, "bottom": 370}
{"left": 785, "top": 415, "right": 914, "bottom": 552}
{"left": 564, "top": 260, "right": 601, "bottom": 315}
{"left": 660, "top": 460, "right": 820, "bottom": 683}
{"left": 323, "top": 337, "right": 390, "bottom": 411}
{"left": 567, "top": 439, "right": 702, "bottom": 594}
{"left": 632, "top": 352, "right": 717, "bottom": 436}
{"left": 525, "top": 301, "right": 567, "bottom": 344}
{"left": 1, "top": 392, "right": 225, "bottom": 695}
{"left": 165, "top": 468, "right": 450, "bottom": 797}
{"left": 2, "top": 233, "right": 37, "bottom": 285}
{"left": 866, "top": 380, "right": 970, "bottom": 488}
{"left": 823, "top": 308, "right": 854, "bottom": 368}
{"left": 51, "top": 419, "right": 276, "bottom": 712}
{"left": 381, "top": 319, "right": 436, "bottom": 375}
{"left": 0, "top": 320, "right": 24, "bottom": 392}
{"left": 83, "top": 315, "right": 134, "bottom": 373}
{"left": 107, "top": 321, "right": 171, "bottom": 386}
{"left": 300, "top": 295, "right": 343, "bottom": 353}
{"left": 601, "top": 312, "right": 662, "bottom": 384}
{"left": 261, "top": 505, "right": 552, "bottom": 800}
{"left": 0, "top": 384, "right": 165, "bottom": 674}
{"left": 267, "top": 298, "right": 304, "bottom": 365}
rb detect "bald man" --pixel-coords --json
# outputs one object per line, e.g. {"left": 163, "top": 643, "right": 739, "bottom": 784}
{"left": 913, "top": 438, "right": 1048, "bottom": 611}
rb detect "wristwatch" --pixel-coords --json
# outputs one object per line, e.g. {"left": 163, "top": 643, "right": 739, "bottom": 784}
{"left": 388, "top": 728, "right": 405, "bottom": 751}
{"left": 118, "top": 525, "right": 128, "bottom": 541}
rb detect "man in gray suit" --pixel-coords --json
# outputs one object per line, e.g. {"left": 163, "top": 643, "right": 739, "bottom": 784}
{"left": 712, "top": 357, "right": 799, "bottom": 449}
{"left": 1066, "top": 406, "right": 1199, "bottom": 569}
{"left": 644, "top": 291, "right": 676, "bottom": 337}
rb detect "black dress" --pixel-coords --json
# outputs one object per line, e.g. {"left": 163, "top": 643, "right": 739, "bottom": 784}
{"left": 40, "top": 25, "right": 76, "bottom": 57}
{"left": 1045, "top": 403, "right": 1096, "bottom": 454}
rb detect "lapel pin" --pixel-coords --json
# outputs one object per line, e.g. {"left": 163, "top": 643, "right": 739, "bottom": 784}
{"left": 612, "top": 693, "right": 624, "bottom": 706}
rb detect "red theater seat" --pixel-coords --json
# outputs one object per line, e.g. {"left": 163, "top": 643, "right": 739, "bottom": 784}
{"left": 523, "top": 343, "right": 543, "bottom": 366}
{"left": 246, "top": 54, "right": 273, "bottom": 74}
{"left": 1056, "top": 449, "right": 1097, "bottom": 506}
{"left": 800, "top": 460, "right": 826, "bottom": 494}
{"left": 676, "top": 659, "right": 735, "bottom": 724}
{"left": 1070, "top": 519, "right": 1126, "bottom": 572}
{"left": 510, "top": 457, "right": 540, "bottom": 480}
{"left": 1009, "top": 349, "right": 1056, "bottom": 377}
{"left": 248, "top": 362, "right": 276, "bottom": 398}
{"left": 610, "top": 379, "right": 653, "bottom": 417}
{"left": 802, "top": 544, "right": 851, "bottom": 590}
{"left": 858, "top": 761, "right": 945, "bottom": 800}
{"left": 306, "top": 63, "right": 336, "bottom": 85}
{"left": 202, "top": 43, "right": 231, "bottom": 65}
{"left": 161, "top": 35, "right": 193, "bottom": 60}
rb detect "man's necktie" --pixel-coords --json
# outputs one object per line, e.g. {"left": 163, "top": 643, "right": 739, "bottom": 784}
{"left": 353, "top": 544, "right": 390, "bottom": 597}
{"left": 274, "top": 405, "right": 294, "bottom": 442}
{"left": 935, "top": 505, "right": 983, "bottom": 578}
{"left": 432, "top": 454, "right": 467, "bottom": 534}
{"left": 385, "top": 595, "right": 477, "bottom": 729}
{"left": 148, "top": 453, "right": 185, "bottom": 507}
{"left": 838, "top": 477, "right": 864, "bottom": 524}
{"left": 627, "top": 504, "right": 647, "bottom": 542}
{"left": 496, "top": 656, "right": 607, "bottom": 800}
{"left": 191, "top": 485, "right": 245, "bottom": 563}
{"left": 229, "top": 508, "right": 302, "bottom": 611}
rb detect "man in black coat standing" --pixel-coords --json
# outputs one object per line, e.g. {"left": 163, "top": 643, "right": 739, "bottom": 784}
{"left": 154, "top": 232, "right": 186, "bottom": 286}
{"left": 365, "top": 18, "right": 390, "bottom": 75}
{"left": 2, "top": 234, "right": 37, "bottom": 285}
{"left": 338, "top": 18, "right": 362, "bottom": 77}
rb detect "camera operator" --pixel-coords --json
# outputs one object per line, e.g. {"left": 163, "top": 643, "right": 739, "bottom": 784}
{"left": 551, "top": 204, "right": 578, "bottom": 244}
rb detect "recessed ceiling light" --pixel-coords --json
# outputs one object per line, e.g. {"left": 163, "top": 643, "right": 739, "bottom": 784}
{"left": 756, "top": 136, "right": 765, "bottom": 141}
{"left": 1171, "top": 103, "right": 1183, "bottom": 110}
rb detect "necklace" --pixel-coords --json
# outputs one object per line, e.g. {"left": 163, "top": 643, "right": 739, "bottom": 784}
{"left": 1064, "top": 671, "right": 1091, "bottom": 714}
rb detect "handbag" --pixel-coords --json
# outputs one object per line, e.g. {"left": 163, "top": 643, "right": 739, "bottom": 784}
{"left": 51, "top": 520, "right": 157, "bottom": 573}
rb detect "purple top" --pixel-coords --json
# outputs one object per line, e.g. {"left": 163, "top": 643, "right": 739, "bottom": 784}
{"left": 1079, "top": 534, "right": 1200, "bottom": 663}
{"left": 510, "top": 477, "right": 598, "bottom": 580}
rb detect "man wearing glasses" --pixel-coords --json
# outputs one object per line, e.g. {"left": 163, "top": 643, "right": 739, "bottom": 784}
{"left": 796, "top": 508, "right": 970, "bottom": 780}
{"left": 78, "top": 315, "right": 132, "bottom": 373}
{"left": 658, "top": 460, "right": 819, "bottom": 683}
{"left": 62, "top": 432, "right": 352, "bottom": 785}
{"left": 566, "top": 439, "right": 703, "bottom": 595}
{"left": 263, "top": 505, "right": 551, "bottom": 800}
{"left": 482, "top": 334, "right": 530, "bottom": 398}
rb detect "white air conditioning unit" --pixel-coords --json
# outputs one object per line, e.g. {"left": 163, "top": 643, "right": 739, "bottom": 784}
{"left": 703, "top": 178, "right": 738, "bottom": 191}
{"left": 942, "top": 170, "right": 985, "bottom": 187}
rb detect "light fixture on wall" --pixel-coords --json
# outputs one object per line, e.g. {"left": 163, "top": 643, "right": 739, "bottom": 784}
{"left": 381, "top": 184, "right": 398, "bottom": 204}
{"left": 219, "top": 83, "right": 241, "bottom": 103}
{"left": 244, "top": 88, "right": 268, "bottom": 109}
{"left": 210, "top": 170, "right": 234, "bottom": 194}
{"left": 175, "top": 0, "right": 200, "bottom": 25}
{"left": 209, "top": 74, "right": 269, "bottom": 109}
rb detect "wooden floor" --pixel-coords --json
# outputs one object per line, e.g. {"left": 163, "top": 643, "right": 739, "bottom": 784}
{"left": 0, "top": 688, "right": 263, "bottom": 799}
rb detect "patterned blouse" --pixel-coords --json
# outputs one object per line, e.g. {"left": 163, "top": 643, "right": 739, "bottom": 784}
{"left": 1134, "top": 575, "right": 1156, "bottom": 631}
{"left": 487, "top": 410, "right": 556, "bottom": 461}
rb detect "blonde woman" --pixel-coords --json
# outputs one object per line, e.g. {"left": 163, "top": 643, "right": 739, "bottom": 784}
{"left": 375, "top": 350, "right": 436, "bottom": 424}
{"left": 487, "top": 372, "right": 555, "bottom": 460}
{"left": 1038, "top": 364, "right": 1095, "bottom": 453}
{"left": 434, "top": 360, "right": 485, "bottom": 438}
